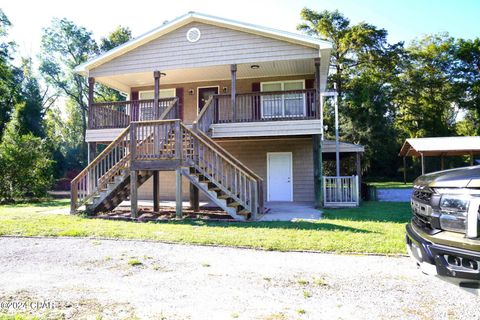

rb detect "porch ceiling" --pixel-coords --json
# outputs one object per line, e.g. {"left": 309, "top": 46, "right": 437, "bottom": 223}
{"left": 95, "top": 59, "right": 317, "bottom": 93}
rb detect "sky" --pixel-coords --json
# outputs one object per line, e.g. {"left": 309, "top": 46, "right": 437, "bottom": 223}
{"left": 2, "top": 0, "right": 480, "bottom": 61}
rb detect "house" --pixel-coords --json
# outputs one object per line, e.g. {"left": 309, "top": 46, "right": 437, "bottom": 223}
{"left": 71, "top": 12, "right": 363, "bottom": 220}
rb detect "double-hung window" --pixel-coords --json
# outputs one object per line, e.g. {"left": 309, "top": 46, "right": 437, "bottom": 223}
{"left": 261, "top": 80, "right": 305, "bottom": 119}
{"left": 138, "top": 89, "right": 176, "bottom": 120}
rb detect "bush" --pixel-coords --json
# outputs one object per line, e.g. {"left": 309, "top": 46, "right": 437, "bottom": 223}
{"left": 0, "top": 127, "right": 54, "bottom": 201}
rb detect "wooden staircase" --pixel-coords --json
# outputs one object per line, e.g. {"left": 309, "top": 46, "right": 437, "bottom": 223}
{"left": 71, "top": 98, "right": 264, "bottom": 220}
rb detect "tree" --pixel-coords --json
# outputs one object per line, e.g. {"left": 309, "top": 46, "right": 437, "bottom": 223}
{"left": 39, "top": 18, "right": 98, "bottom": 149}
{"left": 394, "top": 34, "right": 459, "bottom": 139}
{"left": 456, "top": 38, "right": 480, "bottom": 134}
{"left": 0, "top": 9, "right": 18, "bottom": 141}
{"left": 0, "top": 123, "right": 54, "bottom": 201}
{"left": 297, "top": 8, "right": 404, "bottom": 177}
{"left": 100, "top": 26, "right": 132, "bottom": 52}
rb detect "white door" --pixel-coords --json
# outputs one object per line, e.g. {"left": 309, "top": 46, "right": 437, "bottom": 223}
{"left": 267, "top": 153, "right": 293, "bottom": 201}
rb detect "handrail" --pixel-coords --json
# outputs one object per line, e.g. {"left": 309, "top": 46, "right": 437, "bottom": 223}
{"left": 71, "top": 98, "right": 179, "bottom": 213}
{"left": 181, "top": 123, "right": 263, "bottom": 216}
{"left": 214, "top": 88, "right": 316, "bottom": 97}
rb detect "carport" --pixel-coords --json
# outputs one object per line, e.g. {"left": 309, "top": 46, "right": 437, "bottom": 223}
{"left": 399, "top": 136, "right": 480, "bottom": 181}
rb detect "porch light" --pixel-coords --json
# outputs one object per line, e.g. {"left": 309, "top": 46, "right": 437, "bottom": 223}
{"left": 250, "top": 65, "right": 260, "bottom": 69}
{"left": 160, "top": 72, "right": 166, "bottom": 77}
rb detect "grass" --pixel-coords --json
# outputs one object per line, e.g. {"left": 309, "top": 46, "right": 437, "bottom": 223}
{"left": 0, "top": 199, "right": 411, "bottom": 254}
{"left": 367, "top": 181, "right": 413, "bottom": 189}
{"left": 127, "top": 259, "right": 142, "bottom": 266}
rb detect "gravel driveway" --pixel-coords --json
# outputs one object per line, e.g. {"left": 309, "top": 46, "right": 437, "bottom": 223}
{"left": 0, "top": 237, "right": 478, "bottom": 320}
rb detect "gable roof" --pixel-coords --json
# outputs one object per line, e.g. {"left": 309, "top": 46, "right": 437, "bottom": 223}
{"left": 399, "top": 137, "right": 480, "bottom": 157}
{"left": 75, "top": 11, "right": 332, "bottom": 75}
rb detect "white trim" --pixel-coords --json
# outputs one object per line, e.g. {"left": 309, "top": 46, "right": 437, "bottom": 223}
{"left": 196, "top": 85, "right": 219, "bottom": 115}
{"left": 75, "top": 12, "right": 332, "bottom": 75}
{"left": 266, "top": 152, "right": 293, "bottom": 202}
{"left": 260, "top": 80, "right": 306, "bottom": 119}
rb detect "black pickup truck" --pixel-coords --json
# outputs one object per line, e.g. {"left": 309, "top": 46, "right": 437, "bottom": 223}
{"left": 406, "top": 166, "right": 480, "bottom": 288}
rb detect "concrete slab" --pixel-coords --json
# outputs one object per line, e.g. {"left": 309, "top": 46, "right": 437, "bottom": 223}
{"left": 260, "top": 201, "right": 322, "bottom": 221}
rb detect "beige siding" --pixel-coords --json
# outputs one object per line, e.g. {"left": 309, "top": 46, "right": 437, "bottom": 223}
{"left": 137, "top": 137, "right": 314, "bottom": 203}
{"left": 90, "top": 22, "right": 319, "bottom": 77}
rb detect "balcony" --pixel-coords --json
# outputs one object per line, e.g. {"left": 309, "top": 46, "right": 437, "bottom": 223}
{"left": 88, "top": 97, "right": 177, "bottom": 129}
{"left": 196, "top": 89, "right": 322, "bottom": 138}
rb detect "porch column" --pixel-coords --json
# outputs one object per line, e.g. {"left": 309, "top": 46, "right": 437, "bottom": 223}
{"left": 88, "top": 142, "right": 97, "bottom": 164}
{"left": 190, "top": 183, "right": 199, "bottom": 212}
{"left": 441, "top": 155, "right": 445, "bottom": 170}
{"left": 421, "top": 152, "right": 425, "bottom": 175}
{"left": 356, "top": 152, "right": 362, "bottom": 186}
{"left": 153, "top": 71, "right": 160, "bottom": 119}
{"left": 153, "top": 171, "right": 159, "bottom": 212}
{"left": 88, "top": 77, "right": 95, "bottom": 108}
{"left": 231, "top": 64, "right": 237, "bottom": 122}
{"left": 313, "top": 134, "right": 323, "bottom": 208}
{"left": 176, "top": 168, "right": 183, "bottom": 218}
{"left": 130, "top": 170, "right": 138, "bottom": 218}
{"left": 403, "top": 156, "right": 407, "bottom": 184}
{"left": 470, "top": 151, "right": 474, "bottom": 166}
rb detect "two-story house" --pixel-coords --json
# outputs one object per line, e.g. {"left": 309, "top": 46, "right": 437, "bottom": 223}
{"left": 71, "top": 12, "right": 363, "bottom": 220}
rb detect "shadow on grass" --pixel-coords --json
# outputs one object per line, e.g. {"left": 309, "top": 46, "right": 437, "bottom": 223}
{"left": 322, "top": 201, "right": 411, "bottom": 223}
{"left": 91, "top": 217, "right": 374, "bottom": 234}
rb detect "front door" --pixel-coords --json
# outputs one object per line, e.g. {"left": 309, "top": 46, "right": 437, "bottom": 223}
{"left": 198, "top": 87, "right": 219, "bottom": 112}
{"left": 267, "top": 152, "right": 293, "bottom": 201}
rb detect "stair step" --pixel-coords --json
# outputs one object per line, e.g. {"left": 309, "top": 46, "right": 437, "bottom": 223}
{"left": 237, "top": 209, "right": 251, "bottom": 216}
{"left": 227, "top": 201, "right": 241, "bottom": 208}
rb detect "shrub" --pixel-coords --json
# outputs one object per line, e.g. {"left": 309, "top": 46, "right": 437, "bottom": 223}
{"left": 0, "top": 127, "right": 54, "bottom": 201}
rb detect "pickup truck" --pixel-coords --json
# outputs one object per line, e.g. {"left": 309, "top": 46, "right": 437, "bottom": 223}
{"left": 406, "top": 165, "right": 480, "bottom": 288}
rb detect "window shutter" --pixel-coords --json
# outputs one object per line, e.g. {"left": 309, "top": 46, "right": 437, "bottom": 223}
{"left": 305, "top": 79, "right": 315, "bottom": 89}
{"left": 176, "top": 88, "right": 184, "bottom": 120}
{"left": 252, "top": 83, "right": 260, "bottom": 120}
{"left": 131, "top": 91, "right": 139, "bottom": 121}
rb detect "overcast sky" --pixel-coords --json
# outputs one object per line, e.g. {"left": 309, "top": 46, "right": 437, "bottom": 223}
{"left": 3, "top": 0, "right": 480, "bottom": 61}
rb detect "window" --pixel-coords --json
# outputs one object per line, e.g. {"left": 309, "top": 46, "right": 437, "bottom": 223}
{"left": 260, "top": 80, "right": 305, "bottom": 118}
{"left": 138, "top": 89, "right": 176, "bottom": 120}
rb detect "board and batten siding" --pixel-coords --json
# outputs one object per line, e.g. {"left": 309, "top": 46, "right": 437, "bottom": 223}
{"left": 90, "top": 22, "right": 319, "bottom": 77}
{"left": 138, "top": 137, "right": 314, "bottom": 202}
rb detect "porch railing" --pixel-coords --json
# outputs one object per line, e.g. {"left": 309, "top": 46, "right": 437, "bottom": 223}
{"left": 212, "top": 89, "right": 318, "bottom": 124}
{"left": 323, "top": 176, "right": 359, "bottom": 207}
{"left": 88, "top": 97, "right": 177, "bottom": 129}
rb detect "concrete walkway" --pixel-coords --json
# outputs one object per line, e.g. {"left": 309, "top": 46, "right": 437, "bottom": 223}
{"left": 261, "top": 201, "right": 321, "bottom": 221}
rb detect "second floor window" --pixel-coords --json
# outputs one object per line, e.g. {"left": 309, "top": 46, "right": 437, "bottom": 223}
{"left": 261, "top": 80, "right": 305, "bottom": 119}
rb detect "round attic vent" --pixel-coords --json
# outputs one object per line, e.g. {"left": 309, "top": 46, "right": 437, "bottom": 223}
{"left": 186, "top": 27, "right": 201, "bottom": 43}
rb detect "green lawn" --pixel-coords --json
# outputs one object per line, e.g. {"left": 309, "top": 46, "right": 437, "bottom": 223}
{"left": 0, "top": 199, "right": 411, "bottom": 255}
{"left": 367, "top": 181, "right": 413, "bottom": 189}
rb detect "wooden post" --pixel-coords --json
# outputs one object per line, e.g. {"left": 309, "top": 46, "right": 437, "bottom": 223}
{"left": 421, "top": 152, "right": 425, "bottom": 175}
{"left": 189, "top": 183, "right": 199, "bottom": 212}
{"left": 153, "top": 171, "right": 159, "bottom": 212}
{"left": 403, "top": 156, "right": 407, "bottom": 184}
{"left": 176, "top": 168, "right": 183, "bottom": 218}
{"left": 87, "top": 142, "right": 97, "bottom": 164}
{"left": 88, "top": 77, "right": 95, "bottom": 107}
{"left": 153, "top": 71, "right": 160, "bottom": 119}
{"left": 441, "top": 155, "right": 445, "bottom": 170}
{"left": 313, "top": 134, "right": 323, "bottom": 208}
{"left": 356, "top": 152, "right": 362, "bottom": 187}
{"left": 130, "top": 122, "right": 138, "bottom": 218}
{"left": 231, "top": 64, "right": 237, "bottom": 122}
{"left": 130, "top": 170, "right": 138, "bottom": 218}
{"left": 470, "top": 151, "right": 474, "bottom": 166}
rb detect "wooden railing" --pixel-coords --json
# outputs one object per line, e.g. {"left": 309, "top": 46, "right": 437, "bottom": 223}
{"left": 211, "top": 89, "right": 318, "bottom": 124}
{"left": 88, "top": 97, "right": 177, "bottom": 129}
{"left": 70, "top": 127, "right": 131, "bottom": 213}
{"left": 323, "top": 176, "right": 359, "bottom": 207}
{"left": 182, "top": 123, "right": 264, "bottom": 218}
{"left": 71, "top": 98, "right": 179, "bottom": 213}
{"left": 130, "top": 120, "right": 179, "bottom": 161}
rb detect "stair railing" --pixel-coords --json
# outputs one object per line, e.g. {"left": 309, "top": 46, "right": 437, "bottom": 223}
{"left": 71, "top": 97, "right": 180, "bottom": 213}
{"left": 181, "top": 123, "right": 263, "bottom": 218}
